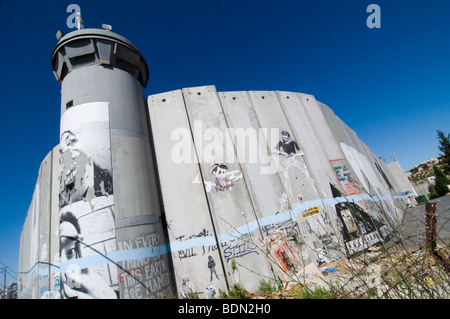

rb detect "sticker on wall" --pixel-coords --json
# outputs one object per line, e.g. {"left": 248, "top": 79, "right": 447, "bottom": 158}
{"left": 205, "top": 284, "right": 218, "bottom": 299}
{"left": 180, "top": 270, "right": 194, "bottom": 298}
{"left": 301, "top": 206, "right": 321, "bottom": 219}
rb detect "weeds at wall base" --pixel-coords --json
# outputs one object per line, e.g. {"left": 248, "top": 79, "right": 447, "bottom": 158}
{"left": 181, "top": 193, "right": 449, "bottom": 300}
{"left": 212, "top": 244, "right": 449, "bottom": 299}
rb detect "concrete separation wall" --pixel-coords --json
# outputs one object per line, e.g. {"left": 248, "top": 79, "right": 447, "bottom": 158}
{"left": 19, "top": 84, "right": 413, "bottom": 298}
{"left": 18, "top": 146, "right": 60, "bottom": 299}
{"left": 146, "top": 85, "right": 412, "bottom": 296}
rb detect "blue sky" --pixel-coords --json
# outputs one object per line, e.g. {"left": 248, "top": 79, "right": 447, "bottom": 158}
{"left": 0, "top": 0, "right": 449, "bottom": 286}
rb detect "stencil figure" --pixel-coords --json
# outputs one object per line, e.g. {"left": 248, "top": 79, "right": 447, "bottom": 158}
{"left": 207, "top": 256, "right": 219, "bottom": 281}
{"left": 274, "top": 131, "right": 302, "bottom": 157}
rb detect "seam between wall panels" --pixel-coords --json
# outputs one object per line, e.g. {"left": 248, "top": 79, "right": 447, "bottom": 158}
{"left": 274, "top": 91, "right": 343, "bottom": 247}
{"left": 216, "top": 89, "right": 280, "bottom": 282}
{"left": 180, "top": 88, "right": 230, "bottom": 291}
{"left": 248, "top": 91, "right": 296, "bottom": 216}
{"left": 216, "top": 90, "right": 267, "bottom": 242}
{"left": 247, "top": 90, "right": 310, "bottom": 264}
{"left": 275, "top": 91, "right": 327, "bottom": 201}
{"left": 48, "top": 149, "right": 53, "bottom": 295}
{"left": 297, "top": 93, "right": 348, "bottom": 196}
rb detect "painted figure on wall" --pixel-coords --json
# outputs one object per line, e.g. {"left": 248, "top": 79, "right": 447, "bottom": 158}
{"left": 210, "top": 163, "right": 241, "bottom": 192}
{"left": 207, "top": 255, "right": 219, "bottom": 282}
{"left": 273, "top": 131, "right": 302, "bottom": 157}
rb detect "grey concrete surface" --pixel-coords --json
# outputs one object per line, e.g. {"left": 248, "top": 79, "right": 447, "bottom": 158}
{"left": 400, "top": 194, "right": 450, "bottom": 249}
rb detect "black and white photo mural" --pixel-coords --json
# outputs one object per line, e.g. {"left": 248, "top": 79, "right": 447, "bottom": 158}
{"left": 58, "top": 102, "right": 118, "bottom": 299}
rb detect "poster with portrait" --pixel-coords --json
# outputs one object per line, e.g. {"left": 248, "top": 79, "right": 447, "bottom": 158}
{"left": 58, "top": 102, "right": 118, "bottom": 299}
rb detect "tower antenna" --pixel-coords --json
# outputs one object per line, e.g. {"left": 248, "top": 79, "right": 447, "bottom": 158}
{"left": 75, "top": 12, "right": 84, "bottom": 30}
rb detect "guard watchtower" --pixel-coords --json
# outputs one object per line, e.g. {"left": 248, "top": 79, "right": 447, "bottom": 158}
{"left": 51, "top": 21, "right": 175, "bottom": 299}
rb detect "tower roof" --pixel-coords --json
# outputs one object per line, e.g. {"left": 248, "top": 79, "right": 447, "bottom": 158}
{"left": 51, "top": 28, "right": 149, "bottom": 87}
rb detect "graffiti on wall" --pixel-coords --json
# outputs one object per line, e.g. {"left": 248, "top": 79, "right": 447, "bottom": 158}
{"left": 261, "top": 217, "right": 301, "bottom": 243}
{"left": 210, "top": 163, "right": 242, "bottom": 192}
{"left": 116, "top": 239, "right": 174, "bottom": 299}
{"left": 263, "top": 230, "right": 303, "bottom": 277}
{"left": 340, "top": 142, "right": 398, "bottom": 222}
{"left": 172, "top": 226, "right": 257, "bottom": 265}
{"left": 271, "top": 130, "right": 338, "bottom": 264}
{"left": 330, "top": 159, "right": 360, "bottom": 196}
{"left": 59, "top": 102, "right": 118, "bottom": 299}
{"left": 273, "top": 130, "right": 302, "bottom": 157}
{"left": 262, "top": 229, "right": 325, "bottom": 286}
{"left": 192, "top": 164, "right": 242, "bottom": 192}
{"left": 330, "top": 183, "right": 390, "bottom": 258}
{"left": 222, "top": 236, "right": 259, "bottom": 262}
{"left": 168, "top": 225, "right": 227, "bottom": 298}
{"left": 272, "top": 130, "right": 315, "bottom": 205}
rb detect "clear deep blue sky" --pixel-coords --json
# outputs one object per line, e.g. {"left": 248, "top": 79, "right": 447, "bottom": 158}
{"left": 0, "top": 0, "right": 449, "bottom": 286}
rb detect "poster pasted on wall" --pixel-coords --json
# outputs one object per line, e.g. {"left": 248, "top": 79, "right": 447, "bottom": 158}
{"left": 330, "top": 184, "right": 390, "bottom": 258}
{"left": 330, "top": 159, "right": 361, "bottom": 196}
{"left": 59, "top": 102, "right": 118, "bottom": 299}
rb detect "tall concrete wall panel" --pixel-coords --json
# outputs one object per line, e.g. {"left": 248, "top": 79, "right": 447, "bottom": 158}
{"left": 147, "top": 85, "right": 410, "bottom": 281}
{"left": 148, "top": 89, "right": 228, "bottom": 298}
{"left": 19, "top": 149, "right": 60, "bottom": 299}
{"left": 274, "top": 92, "right": 344, "bottom": 261}
{"left": 249, "top": 91, "right": 338, "bottom": 265}
{"left": 218, "top": 91, "right": 289, "bottom": 219}
{"left": 387, "top": 160, "right": 417, "bottom": 196}
{"left": 37, "top": 152, "right": 52, "bottom": 297}
{"left": 24, "top": 165, "right": 41, "bottom": 298}
{"left": 19, "top": 207, "right": 33, "bottom": 298}
{"left": 49, "top": 145, "right": 61, "bottom": 297}
{"left": 317, "top": 101, "right": 405, "bottom": 224}
{"left": 219, "top": 91, "right": 316, "bottom": 281}
{"left": 181, "top": 86, "right": 276, "bottom": 292}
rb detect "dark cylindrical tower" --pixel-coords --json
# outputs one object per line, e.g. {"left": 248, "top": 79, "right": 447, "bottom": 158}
{"left": 52, "top": 27, "right": 175, "bottom": 299}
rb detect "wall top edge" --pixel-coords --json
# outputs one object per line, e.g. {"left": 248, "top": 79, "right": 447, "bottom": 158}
{"left": 147, "top": 86, "right": 319, "bottom": 101}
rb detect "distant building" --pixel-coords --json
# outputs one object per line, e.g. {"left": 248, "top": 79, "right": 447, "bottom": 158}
{"left": 1, "top": 283, "right": 18, "bottom": 299}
